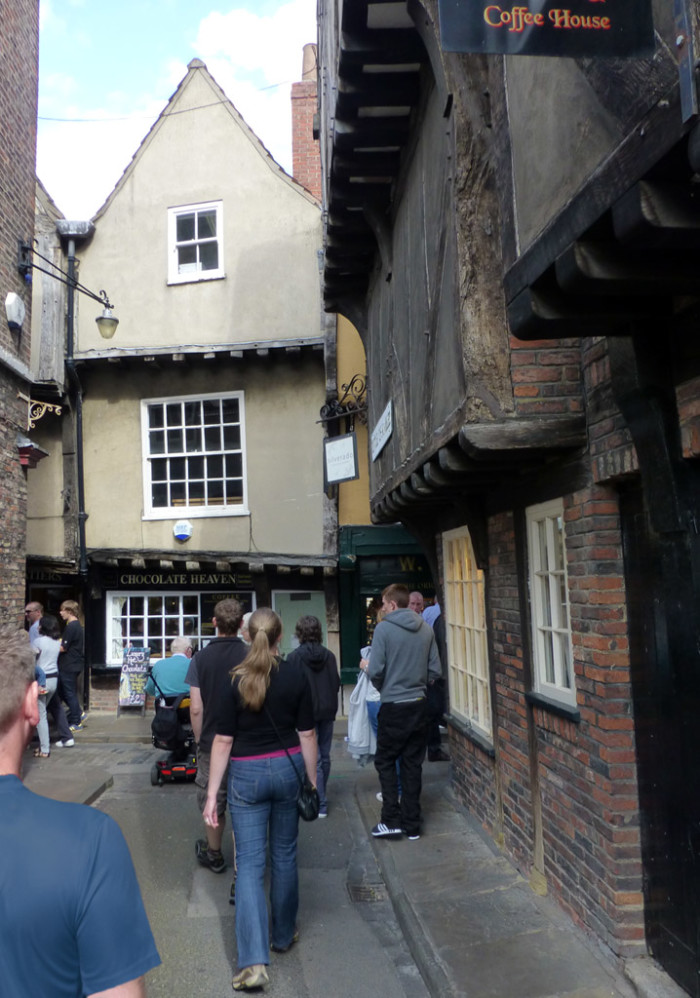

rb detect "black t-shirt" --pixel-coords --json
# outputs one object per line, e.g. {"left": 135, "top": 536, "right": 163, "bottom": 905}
{"left": 185, "top": 637, "right": 248, "bottom": 753}
{"left": 58, "top": 620, "right": 84, "bottom": 675}
{"left": 215, "top": 658, "right": 314, "bottom": 759}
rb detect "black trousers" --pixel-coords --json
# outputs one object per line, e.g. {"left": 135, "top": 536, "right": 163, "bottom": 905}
{"left": 426, "top": 679, "right": 445, "bottom": 752}
{"left": 375, "top": 698, "right": 427, "bottom": 836}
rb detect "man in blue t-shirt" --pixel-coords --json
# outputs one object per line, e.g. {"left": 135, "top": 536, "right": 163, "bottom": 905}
{"left": 0, "top": 625, "right": 161, "bottom": 998}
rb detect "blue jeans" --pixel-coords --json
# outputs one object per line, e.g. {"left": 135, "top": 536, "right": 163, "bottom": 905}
{"left": 229, "top": 754, "right": 302, "bottom": 967}
{"left": 316, "top": 719, "right": 334, "bottom": 811}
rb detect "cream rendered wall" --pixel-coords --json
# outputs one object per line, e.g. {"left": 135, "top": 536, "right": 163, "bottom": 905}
{"left": 81, "top": 359, "right": 326, "bottom": 555}
{"left": 25, "top": 417, "right": 65, "bottom": 559}
{"left": 336, "top": 316, "right": 371, "bottom": 526}
{"left": 74, "top": 65, "right": 321, "bottom": 354}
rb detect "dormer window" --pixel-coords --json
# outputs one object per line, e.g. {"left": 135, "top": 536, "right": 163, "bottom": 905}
{"left": 167, "top": 201, "right": 224, "bottom": 284}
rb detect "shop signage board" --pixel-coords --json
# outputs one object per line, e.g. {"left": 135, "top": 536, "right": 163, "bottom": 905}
{"left": 371, "top": 401, "right": 393, "bottom": 461}
{"left": 438, "top": 0, "right": 655, "bottom": 58}
{"left": 324, "top": 432, "right": 359, "bottom": 485}
{"left": 118, "top": 646, "right": 151, "bottom": 714}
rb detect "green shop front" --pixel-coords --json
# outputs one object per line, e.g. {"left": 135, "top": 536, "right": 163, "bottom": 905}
{"left": 338, "top": 524, "right": 435, "bottom": 682}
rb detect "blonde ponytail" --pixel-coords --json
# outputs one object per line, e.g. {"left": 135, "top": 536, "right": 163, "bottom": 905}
{"left": 231, "top": 608, "right": 282, "bottom": 711}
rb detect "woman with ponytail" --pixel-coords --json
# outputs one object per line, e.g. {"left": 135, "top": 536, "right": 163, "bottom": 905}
{"left": 203, "top": 608, "right": 317, "bottom": 992}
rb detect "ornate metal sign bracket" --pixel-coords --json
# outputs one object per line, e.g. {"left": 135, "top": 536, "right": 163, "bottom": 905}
{"left": 17, "top": 391, "right": 63, "bottom": 430}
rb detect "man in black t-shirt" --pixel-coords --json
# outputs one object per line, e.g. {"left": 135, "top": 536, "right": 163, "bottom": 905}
{"left": 58, "top": 600, "right": 85, "bottom": 731}
{"left": 186, "top": 600, "right": 248, "bottom": 877}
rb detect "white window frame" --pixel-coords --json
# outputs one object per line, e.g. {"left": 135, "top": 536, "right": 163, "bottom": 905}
{"left": 442, "top": 525, "right": 492, "bottom": 738}
{"left": 141, "top": 391, "right": 248, "bottom": 520}
{"left": 167, "top": 200, "right": 224, "bottom": 284}
{"left": 106, "top": 589, "right": 256, "bottom": 667}
{"left": 526, "top": 498, "right": 576, "bottom": 707}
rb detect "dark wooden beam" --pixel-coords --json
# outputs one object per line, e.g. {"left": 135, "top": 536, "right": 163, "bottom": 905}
{"left": 556, "top": 239, "right": 700, "bottom": 297}
{"left": 458, "top": 417, "right": 586, "bottom": 459}
{"left": 613, "top": 181, "right": 700, "bottom": 250}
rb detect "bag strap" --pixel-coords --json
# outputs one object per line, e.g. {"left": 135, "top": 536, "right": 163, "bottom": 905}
{"left": 263, "top": 703, "right": 306, "bottom": 792}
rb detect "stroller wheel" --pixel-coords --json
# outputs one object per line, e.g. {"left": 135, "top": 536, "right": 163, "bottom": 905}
{"left": 150, "top": 763, "right": 162, "bottom": 787}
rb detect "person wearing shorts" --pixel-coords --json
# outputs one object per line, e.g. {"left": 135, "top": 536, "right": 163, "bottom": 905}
{"left": 186, "top": 599, "right": 248, "bottom": 877}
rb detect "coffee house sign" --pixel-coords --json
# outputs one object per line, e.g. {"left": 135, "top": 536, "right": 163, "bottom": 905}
{"left": 438, "top": 0, "right": 654, "bottom": 57}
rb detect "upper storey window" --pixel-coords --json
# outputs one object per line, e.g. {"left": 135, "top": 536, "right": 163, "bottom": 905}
{"left": 167, "top": 201, "right": 224, "bottom": 284}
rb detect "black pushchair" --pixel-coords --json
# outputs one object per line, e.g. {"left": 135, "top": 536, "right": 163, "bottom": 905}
{"left": 149, "top": 675, "right": 197, "bottom": 786}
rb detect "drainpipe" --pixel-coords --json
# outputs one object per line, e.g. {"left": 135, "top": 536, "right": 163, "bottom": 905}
{"left": 63, "top": 236, "right": 89, "bottom": 710}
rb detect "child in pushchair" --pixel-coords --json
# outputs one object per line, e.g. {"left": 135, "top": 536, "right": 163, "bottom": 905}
{"left": 149, "top": 675, "right": 197, "bottom": 786}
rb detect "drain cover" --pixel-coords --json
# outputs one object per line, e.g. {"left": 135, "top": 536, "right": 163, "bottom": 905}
{"left": 347, "top": 883, "right": 388, "bottom": 903}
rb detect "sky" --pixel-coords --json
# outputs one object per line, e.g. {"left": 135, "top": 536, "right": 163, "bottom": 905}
{"left": 37, "top": 0, "right": 318, "bottom": 219}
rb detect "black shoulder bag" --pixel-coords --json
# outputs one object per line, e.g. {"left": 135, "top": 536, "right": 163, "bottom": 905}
{"left": 263, "top": 704, "right": 320, "bottom": 821}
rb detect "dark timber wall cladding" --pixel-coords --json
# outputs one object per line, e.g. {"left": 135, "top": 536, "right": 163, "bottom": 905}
{"left": 0, "top": 0, "right": 39, "bottom": 622}
{"left": 367, "top": 83, "right": 464, "bottom": 499}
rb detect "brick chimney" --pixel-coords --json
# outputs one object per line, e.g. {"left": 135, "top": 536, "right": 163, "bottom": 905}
{"left": 291, "top": 43, "right": 321, "bottom": 201}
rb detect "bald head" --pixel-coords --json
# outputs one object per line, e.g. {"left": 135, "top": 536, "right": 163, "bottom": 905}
{"left": 409, "top": 591, "right": 424, "bottom": 614}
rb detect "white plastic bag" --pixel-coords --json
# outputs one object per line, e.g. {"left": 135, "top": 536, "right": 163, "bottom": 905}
{"left": 346, "top": 670, "right": 376, "bottom": 760}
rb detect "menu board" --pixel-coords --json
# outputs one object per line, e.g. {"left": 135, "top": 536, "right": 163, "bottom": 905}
{"left": 118, "top": 646, "right": 151, "bottom": 712}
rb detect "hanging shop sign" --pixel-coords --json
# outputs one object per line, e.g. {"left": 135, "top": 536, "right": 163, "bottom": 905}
{"left": 324, "top": 432, "right": 359, "bottom": 486}
{"left": 438, "top": 0, "right": 655, "bottom": 58}
{"left": 371, "top": 401, "right": 393, "bottom": 461}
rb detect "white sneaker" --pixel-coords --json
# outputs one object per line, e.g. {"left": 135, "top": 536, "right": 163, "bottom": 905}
{"left": 55, "top": 738, "right": 75, "bottom": 748}
{"left": 376, "top": 792, "right": 383, "bottom": 802}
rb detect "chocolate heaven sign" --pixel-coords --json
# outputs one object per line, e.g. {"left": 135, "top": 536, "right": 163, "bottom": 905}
{"left": 438, "top": 0, "right": 654, "bottom": 57}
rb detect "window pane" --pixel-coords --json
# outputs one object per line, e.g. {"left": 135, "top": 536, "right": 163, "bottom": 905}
{"left": 203, "top": 400, "right": 220, "bottom": 425}
{"left": 199, "top": 242, "right": 219, "bottom": 271}
{"left": 226, "top": 453, "right": 242, "bottom": 477}
{"left": 169, "top": 457, "right": 186, "bottom": 480}
{"left": 152, "top": 483, "right": 168, "bottom": 507}
{"left": 148, "top": 597, "right": 163, "bottom": 615}
{"left": 207, "top": 455, "right": 223, "bottom": 477}
{"left": 185, "top": 428, "right": 202, "bottom": 452}
{"left": 223, "top": 425, "right": 241, "bottom": 450}
{"left": 226, "top": 479, "right": 243, "bottom": 501}
{"left": 177, "top": 246, "right": 197, "bottom": 273}
{"left": 151, "top": 458, "right": 168, "bottom": 481}
{"left": 149, "top": 430, "right": 165, "bottom": 455}
{"left": 197, "top": 210, "right": 217, "bottom": 238}
{"left": 167, "top": 429, "right": 184, "bottom": 453}
{"left": 171, "top": 481, "right": 186, "bottom": 505}
{"left": 183, "top": 597, "right": 198, "bottom": 615}
{"left": 149, "top": 406, "right": 164, "bottom": 429}
{"left": 222, "top": 398, "right": 239, "bottom": 422}
{"left": 208, "top": 479, "right": 224, "bottom": 503}
{"left": 189, "top": 480, "right": 205, "bottom": 503}
{"left": 130, "top": 597, "right": 144, "bottom": 615}
{"left": 204, "top": 426, "right": 221, "bottom": 451}
{"left": 176, "top": 213, "right": 195, "bottom": 242}
{"left": 164, "top": 617, "right": 179, "bottom": 637}
{"left": 184, "top": 401, "right": 201, "bottom": 426}
{"left": 188, "top": 456, "right": 204, "bottom": 479}
{"left": 166, "top": 404, "right": 182, "bottom": 427}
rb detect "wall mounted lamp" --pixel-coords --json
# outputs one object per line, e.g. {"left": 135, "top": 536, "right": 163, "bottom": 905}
{"left": 18, "top": 240, "right": 119, "bottom": 339}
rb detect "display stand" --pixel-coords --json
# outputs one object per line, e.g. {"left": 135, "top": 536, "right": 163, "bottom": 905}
{"left": 117, "top": 646, "right": 151, "bottom": 717}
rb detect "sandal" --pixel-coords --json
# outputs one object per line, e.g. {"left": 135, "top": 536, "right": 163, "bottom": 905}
{"left": 33, "top": 749, "right": 50, "bottom": 758}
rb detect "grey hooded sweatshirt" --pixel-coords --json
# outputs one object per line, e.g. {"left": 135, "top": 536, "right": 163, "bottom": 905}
{"left": 368, "top": 609, "right": 441, "bottom": 704}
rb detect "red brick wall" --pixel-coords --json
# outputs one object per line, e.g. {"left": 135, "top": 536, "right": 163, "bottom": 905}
{"left": 676, "top": 375, "right": 700, "bottom": 459}
{"left": 291, "top": 80, "right": 321, "bottom": 202}
{"left": 450, "top": 490, "right": 645, "bottom": 958}
{"left": 0, "top": 0, "right": 39, "bottom": 622}
{"left": 559, "top": 485, "right": 643, "bottom": 955}
{"left": 511, "top": 336, "right": 583, "bottom": 416}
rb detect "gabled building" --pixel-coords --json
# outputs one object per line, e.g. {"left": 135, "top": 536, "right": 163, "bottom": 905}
{"left": 318, "top": 0, "right": 700, "bottom": 993}
{"left": 27, "top": 59, "right": 335, "bottom": 706}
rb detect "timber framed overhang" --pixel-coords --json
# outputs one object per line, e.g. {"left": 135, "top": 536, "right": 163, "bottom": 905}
{"left": 73, "top": 338, "right": 325, "bottom": 372}
{"left": 320, "top": 0, "right": 429, "bottom": 311}
{"left": 88, "top": 550, "right": 337, "bottom": 574}
{"left": 371, "top": 415, "right": 587, "bottom": 523}
{"left": 506, "top": 115, "right": 700, "bottom": 342}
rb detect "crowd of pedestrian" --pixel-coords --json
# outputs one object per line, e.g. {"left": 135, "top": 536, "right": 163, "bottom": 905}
{"left": 8, "top": 582, "right": 447, "bottom": 993}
